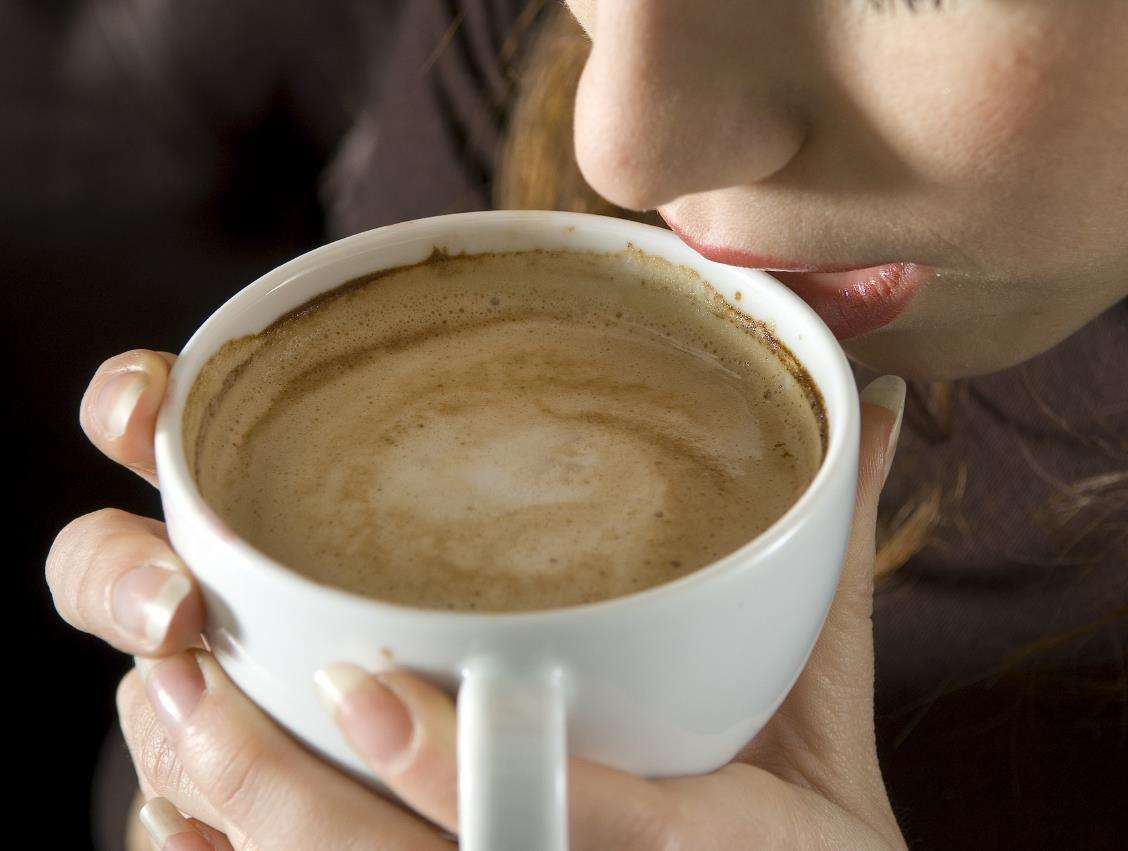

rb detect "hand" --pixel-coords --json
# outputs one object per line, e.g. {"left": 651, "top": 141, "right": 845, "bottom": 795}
{"left": 50, "top": 349, "right": 906, "bottom": 849}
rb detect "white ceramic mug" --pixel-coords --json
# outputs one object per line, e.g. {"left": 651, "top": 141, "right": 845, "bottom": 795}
{"left": 154, "top": 210, "right": 859, "bottom": 851}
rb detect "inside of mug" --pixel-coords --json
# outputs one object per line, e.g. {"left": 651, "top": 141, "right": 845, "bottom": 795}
{"left": 167, "top": 213, "right": 853, "bottom": 613}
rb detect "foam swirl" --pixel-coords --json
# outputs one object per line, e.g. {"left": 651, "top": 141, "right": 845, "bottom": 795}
{"left": 185, "top": 250, "right": 823, "bottom": 611}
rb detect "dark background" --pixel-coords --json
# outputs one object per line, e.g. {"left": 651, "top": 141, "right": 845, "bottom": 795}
{"left": 6, "top": 4, "right": 328, "bottom": 846}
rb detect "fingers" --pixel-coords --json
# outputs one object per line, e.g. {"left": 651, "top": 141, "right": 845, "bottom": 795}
{"left": 566, "top": 756, "right": 678, "bottom": 851}
{"left": 307, "top": 662, "right": 899, "bottom": 850}
{"left": 661, "top": 762, "right": 903, "bottom": 850}
{"left": 800, "top": 375, "right": 906, "bottom": 668}
{"left": 316, "top": 664, "right": 674, "bottom": 851}
{"left": 80, "top": 349, "right": 175, "bottom": 485}
{"left": 117, "top": 669, "right": 234, "bottom": 831}
{"left": 138, "top": 798, "right": 234, "bottom": 851}
{"left": 315, "top": 664, "right": 459, "bottom": 831}
{"left": 836, "top": 374, "right": 907, "bottom": 613}
{"left": 47, "top": 509, "right": 204, "bottom": 655}
{"left": 125, "top": 652, "right": 448, "bottom": 850}
{"left": 804, "top": 373, "right": 905, "bottom": 666}
{"left": 856, "top": 375, "right": 906, "bottom": 530}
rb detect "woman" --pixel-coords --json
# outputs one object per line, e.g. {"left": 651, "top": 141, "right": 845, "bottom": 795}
{"left": 47, "top": 1, "right": 1126, "bottom": 847}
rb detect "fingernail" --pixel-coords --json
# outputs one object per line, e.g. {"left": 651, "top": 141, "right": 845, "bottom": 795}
{"left": 112, "top": 565, "right": 192, "bottom": 651}
{"left": 138, "top": 653, "right": 206, "bottom": 732}
{"left": 315, "top": 663, "right": 415, "bottom": 770}
{"left": 138, "top": 797, "right": 201, "bottom": 850}
{"left": 95, "top": 369, "right": 148, "bottom": 439}
{"left": 860, "top": 375, "right": 906, "bottom": 482}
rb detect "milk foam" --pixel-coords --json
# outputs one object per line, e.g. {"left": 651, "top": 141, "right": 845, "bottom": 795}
{"left": 185, "top": 249, "right": 824, "bottom": 611}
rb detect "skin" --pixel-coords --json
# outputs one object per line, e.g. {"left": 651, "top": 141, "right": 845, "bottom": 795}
{"left": 570, "top": 0, "right": 1128, "bottom": 378}
{"left": 47, "top": 2, "right": 1127, "bottom": 847}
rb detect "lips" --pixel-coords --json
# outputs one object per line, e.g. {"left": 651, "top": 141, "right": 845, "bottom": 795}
{"left": 666, "top": 223, "right": 926, "bottom": 339}
{"left": 770, "top": 264, "right": 924, "bottom": 339}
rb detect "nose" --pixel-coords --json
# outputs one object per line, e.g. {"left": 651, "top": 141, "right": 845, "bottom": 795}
{"left": 573, "top": 1, "right": 806, "bottom": 212}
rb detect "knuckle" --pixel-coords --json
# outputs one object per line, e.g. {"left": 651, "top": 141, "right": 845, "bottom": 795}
{"left": 46, "top": 510, "right": 116, "bottom": 624}
{"left": 80, "top": 506, "right": 134, "bottom": 530}
{"left": 201, "top": 734, "right": 279, "bottom": 818}
{"left": 70, "top": 535, "right": 118, "bottom": 629}
{"left": 608, "top": 791, "right": 679, "bottom": 851}
{"left": 190, "top": 722, "right": 322, "bottom": 843}
{"left": 117, "top": 674, "right": 189, "bottom": 797}
{"left": 48, "top": 509, "right": 170, "bottom": 633}
{"left": 48, "top": 510, "right": 106, "bottom": 582}
{"left": 115, "top": 668, "right": 144, "bottom": 719}
{"left": 138, "top": 721, "right": 187, "bottom": 796}
{"left": 96, "top": 349, "right": 157, "bottom": 376}
{"left": 76, "top": 534, "right": 140, "bottom": 627}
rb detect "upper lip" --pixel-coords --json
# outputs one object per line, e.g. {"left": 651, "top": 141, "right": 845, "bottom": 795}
{"left": 665, "top": 219, "right": 894, "bottom": 274}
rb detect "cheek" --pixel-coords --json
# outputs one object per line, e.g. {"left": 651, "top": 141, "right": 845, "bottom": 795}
{"left": 851, "top": 16, "right": 1061, "bottom": 185}
{"left": 942, "top": 46, "right": 1048, "bottom": 176}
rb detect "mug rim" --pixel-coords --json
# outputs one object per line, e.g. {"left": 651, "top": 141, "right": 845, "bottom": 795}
{"left": 154, "top": 210, "right": 859, "bottom": 625}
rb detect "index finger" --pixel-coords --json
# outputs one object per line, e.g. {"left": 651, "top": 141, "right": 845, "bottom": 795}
{"left": 79, "top": 349, "right": 176, "bottom": 486}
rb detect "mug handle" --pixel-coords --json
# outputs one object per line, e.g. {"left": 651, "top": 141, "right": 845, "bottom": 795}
{"left": 457, "top": 659, "right": 568, "bottom": 851}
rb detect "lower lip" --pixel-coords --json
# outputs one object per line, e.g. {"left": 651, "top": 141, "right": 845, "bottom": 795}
{"left": 770, "top": 264, "right": 925, "bottom": 339}
{"left": 667, "top": 225, "right": 925, "bottom": 339}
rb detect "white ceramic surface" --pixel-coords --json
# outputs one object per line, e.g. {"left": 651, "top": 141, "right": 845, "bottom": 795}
{"left": 154, "top": 210, "right": 859, "bottom": 850}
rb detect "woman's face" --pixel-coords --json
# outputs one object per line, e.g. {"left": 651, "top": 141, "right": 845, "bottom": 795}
{"left": 565, "top": 1, "right": 1128, "bottom": 379}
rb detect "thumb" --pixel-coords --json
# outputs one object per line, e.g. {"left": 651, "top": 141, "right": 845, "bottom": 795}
{"left": 818, "top": 374, "right": 906, "bottom": 655}
{"left": 856, "top": 375, "right": 906, "bottom": 531}
{"left": 835, "top": 374, "right": 906, "bottom": 619}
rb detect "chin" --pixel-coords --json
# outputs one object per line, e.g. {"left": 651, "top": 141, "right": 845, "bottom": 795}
{"left": 837, "top": 267, "right": 1127, "bottom": 380}
{"left": 842, "top": 329, "right": 1045, "bottom": 381}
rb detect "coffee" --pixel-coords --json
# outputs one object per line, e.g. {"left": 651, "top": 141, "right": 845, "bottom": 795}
{"left": 184, "top": 249, "right": 824, "bottom": 612}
